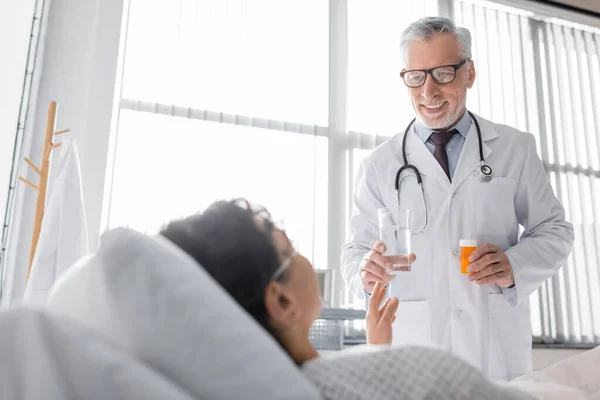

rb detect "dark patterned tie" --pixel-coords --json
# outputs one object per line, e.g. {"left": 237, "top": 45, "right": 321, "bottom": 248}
{"left": 427, "top": 129, "right": 458, "bottom": 181}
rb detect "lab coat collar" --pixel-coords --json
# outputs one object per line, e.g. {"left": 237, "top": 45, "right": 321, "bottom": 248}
{"left": 472, "top": 112, "right": 500, "bottom": 142}
{"left": 450, "top": 113, "right": 499, "bottom": 191}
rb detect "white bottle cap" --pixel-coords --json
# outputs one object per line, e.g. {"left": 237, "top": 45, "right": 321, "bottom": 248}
{"left": 460, "top": 239, "right": 478, "bottom": 247}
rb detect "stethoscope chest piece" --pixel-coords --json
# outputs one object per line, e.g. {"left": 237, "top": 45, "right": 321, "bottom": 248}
{"left": 475, "top": 164, "right": 493, "bottom": 182}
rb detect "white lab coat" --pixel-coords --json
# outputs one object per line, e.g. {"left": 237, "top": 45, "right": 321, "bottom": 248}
{"left": 341, "top": 113, "right": 574, "bottom": 381}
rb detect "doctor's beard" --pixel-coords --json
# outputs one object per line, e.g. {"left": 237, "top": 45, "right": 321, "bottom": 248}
{"left": 415, "top": 94, "right": 467, "bottom": 131}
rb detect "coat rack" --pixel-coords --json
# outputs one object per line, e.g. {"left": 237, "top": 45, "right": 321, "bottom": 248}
{"left": 18, "top": 101, "right": 69, "bottom": 281}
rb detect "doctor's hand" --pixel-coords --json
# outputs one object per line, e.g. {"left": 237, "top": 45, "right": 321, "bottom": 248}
{"left": 360, "top": 240, "right": 417, "bottom": 294}
{"left": 467, "top": 244, "right": 515, "bottom": 288}
{"left": 366, "top": 282, "right": 399, "bottom": 346}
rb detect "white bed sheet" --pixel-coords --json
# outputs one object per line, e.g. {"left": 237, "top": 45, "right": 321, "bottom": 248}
{"left": 508, "top": 346, "right": 600, "bottom": 400}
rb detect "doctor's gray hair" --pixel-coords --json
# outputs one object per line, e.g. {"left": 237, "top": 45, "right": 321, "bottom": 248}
{"left": 400, "top": 17, "right": 472, "bottom": 64}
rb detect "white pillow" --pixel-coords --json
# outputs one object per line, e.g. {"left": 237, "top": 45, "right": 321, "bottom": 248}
{"left": 0, "top": 308, "right": 195, "bottom": 400}
{"left": 46, "top": 227, "right": 319, "bottom": 400}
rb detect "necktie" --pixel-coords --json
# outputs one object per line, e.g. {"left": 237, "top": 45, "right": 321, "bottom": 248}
{"left": 427, "top": 129, "right": 458, "bottom": 181}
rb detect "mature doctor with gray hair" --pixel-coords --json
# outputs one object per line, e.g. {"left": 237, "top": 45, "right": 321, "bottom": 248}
{"left": 341, "top": 16, "right": 574, "bottom": 381}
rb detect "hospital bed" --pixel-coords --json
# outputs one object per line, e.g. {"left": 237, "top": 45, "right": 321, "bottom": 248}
{"left": 0, "top": 227, "right": 597, "bottom": 399}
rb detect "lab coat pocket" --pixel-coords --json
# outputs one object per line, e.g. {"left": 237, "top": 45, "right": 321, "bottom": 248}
{"left": 479, "top": 234, "right": 511, "bottom": 252}
{"left": 487, "top": 294, "right": 532, "bottom": 381}
{"left": 476, "top": 177, "right": 518, "bottom": 234}
{"left": 391, "top": 300, "right": 431, "bottom": 348}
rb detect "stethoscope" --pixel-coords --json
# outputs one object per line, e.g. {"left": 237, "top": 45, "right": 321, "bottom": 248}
{"left": 394, "top": 111, "right": 492, "bottom": 233}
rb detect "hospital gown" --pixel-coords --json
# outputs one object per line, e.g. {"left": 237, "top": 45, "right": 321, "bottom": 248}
{"left": 302, "top": 345, "right": 535, "bottom": 400}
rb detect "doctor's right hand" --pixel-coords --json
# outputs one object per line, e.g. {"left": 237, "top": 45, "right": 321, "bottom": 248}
{"left": 360, "top": 240, "right": 416, "bottom": 294}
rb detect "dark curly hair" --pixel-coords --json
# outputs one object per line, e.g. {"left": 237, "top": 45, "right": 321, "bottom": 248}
{"left": 159, "top": 199, "right": 283, "bottom": 333}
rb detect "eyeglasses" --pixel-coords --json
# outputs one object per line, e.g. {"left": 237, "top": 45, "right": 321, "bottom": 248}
{"left": 271, "top": 250, "right": 298, "bottom": 281}
{"left": 400, "top": 58, "right": 469, "bottom": 88}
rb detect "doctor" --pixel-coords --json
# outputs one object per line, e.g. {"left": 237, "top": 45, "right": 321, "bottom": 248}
{"left": 341, "top": 17, "right": 574, "bottom": 381}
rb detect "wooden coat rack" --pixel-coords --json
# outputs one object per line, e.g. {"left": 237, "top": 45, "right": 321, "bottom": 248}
{"left": 18, "top": 101, "right": 69, "bottom": 281}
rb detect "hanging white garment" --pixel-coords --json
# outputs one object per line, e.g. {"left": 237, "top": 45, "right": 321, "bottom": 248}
{"left": 23, "top": 136, "right": 88, "bottom": 305}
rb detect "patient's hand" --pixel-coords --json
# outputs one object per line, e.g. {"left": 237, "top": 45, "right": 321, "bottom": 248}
{"left": 366, "top": 282, "right": 399, "bottom": 345}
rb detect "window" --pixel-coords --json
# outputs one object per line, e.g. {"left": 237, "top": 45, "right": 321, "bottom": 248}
{"left": 121, "top": 0, "right": 328, "bottom": 125}
{"left": 109, "top": 110, "right": 328, "bottom": 268}
{"left": 108, "top": 0, "right": 329, "bottom": 271}
{"left": 105, "top": 0, "right": 600, "bottom": 345}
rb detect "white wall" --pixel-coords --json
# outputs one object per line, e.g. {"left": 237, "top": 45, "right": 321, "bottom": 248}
{"left": 1, "top": 0, "right": 125, "bottom": 305}
{"left": 0, "top": 0, "right": 37, "bottom": 245}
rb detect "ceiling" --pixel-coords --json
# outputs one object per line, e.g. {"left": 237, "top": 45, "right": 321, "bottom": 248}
{"left": 538, "top": 0, "right": 600, "bottom": 16}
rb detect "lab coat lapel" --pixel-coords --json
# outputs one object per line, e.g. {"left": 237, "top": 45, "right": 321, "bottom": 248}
{"left": 451, "top": 114, "right": 498, "bottom": 191}
{"left": 403, "top": 126, "right": 452, "bottom": 189}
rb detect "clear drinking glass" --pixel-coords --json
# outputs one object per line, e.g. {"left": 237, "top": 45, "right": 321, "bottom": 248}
{"left": 378, "top": 207, "right": 412, "bottom": 273}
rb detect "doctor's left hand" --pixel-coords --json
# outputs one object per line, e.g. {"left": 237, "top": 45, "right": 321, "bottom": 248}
{"left": 466, "top": 244, "right": 515, "bottom": 288}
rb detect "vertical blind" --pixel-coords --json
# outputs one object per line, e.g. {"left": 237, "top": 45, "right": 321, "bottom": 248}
{"left": 106, "top": 0, "right": 600, "bottom": 344}
{"left": 454, "top": 0, "right": 600, "bottom": 345}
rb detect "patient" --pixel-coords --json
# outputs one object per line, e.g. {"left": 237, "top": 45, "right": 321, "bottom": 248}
{"left": 160, "top": 199, "right": 534, "bottom": 400}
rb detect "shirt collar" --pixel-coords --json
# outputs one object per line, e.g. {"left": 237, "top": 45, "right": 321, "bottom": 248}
{"left": 414, "top": 110, "right": 472, "bottom": 143}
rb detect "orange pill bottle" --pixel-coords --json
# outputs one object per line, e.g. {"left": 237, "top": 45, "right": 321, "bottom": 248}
{"left": 460, "top": 239, "right": 477, "bottom": 275}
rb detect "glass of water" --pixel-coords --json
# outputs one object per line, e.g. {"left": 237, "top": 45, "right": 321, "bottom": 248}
{"left": 378, "top": 207, "right": 412, "bottom": 273}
